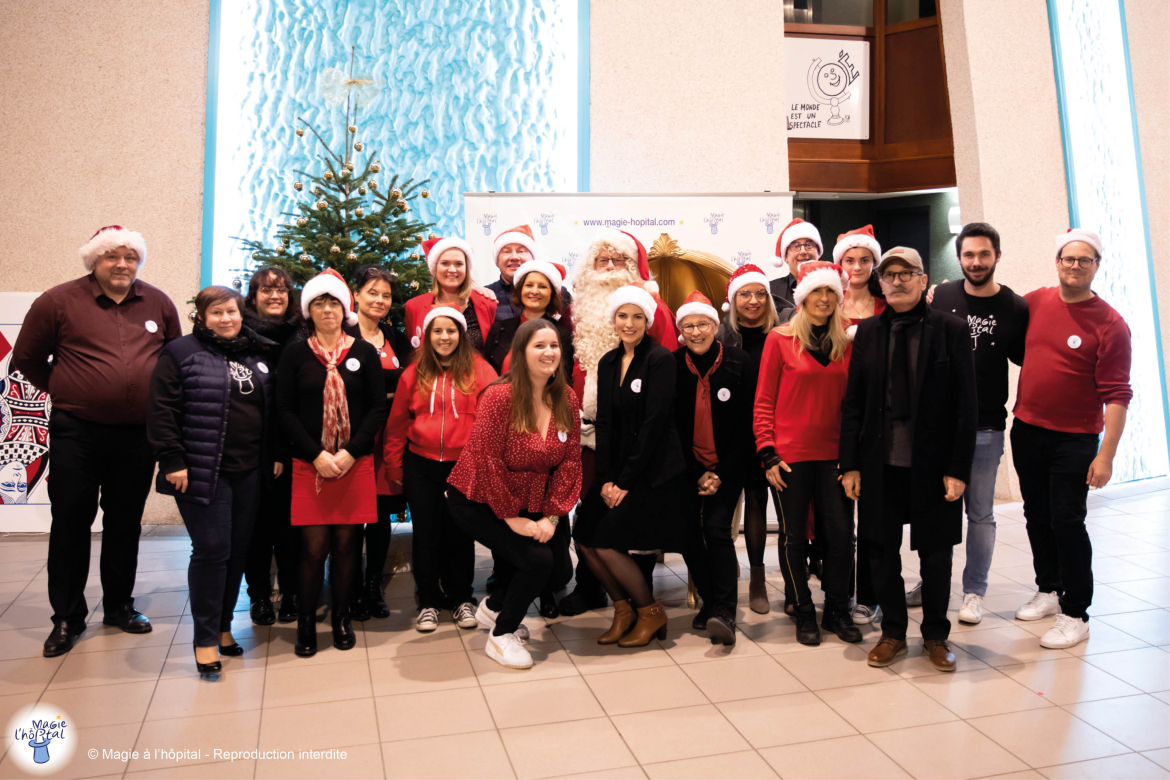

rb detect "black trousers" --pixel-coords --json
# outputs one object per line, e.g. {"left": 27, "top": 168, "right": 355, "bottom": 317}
{"left": 867, "top": 465, "right": 953, "bottom": 641}
{"left": 244, "top": 469, "right": 298, "bottom": 601}
{"left": 774, "top": 460, "right": 854, "bottom": 615}
{"left": 1011, "top": 419, "right": 1098, "bottom": 619}
{"left": 404, "top": 450, "right": 474, "bottom": 609}
{"left": 681, "top": 482, "right": 741, "bottom": 619}
{"left": 447, "top": 486, "right": 560, "bottom": 635}
{"left": 176, "top": 470, "right": 258, "bottom": 647}
{"left": 47, "top": 409, "right": 154, "bottom": 628}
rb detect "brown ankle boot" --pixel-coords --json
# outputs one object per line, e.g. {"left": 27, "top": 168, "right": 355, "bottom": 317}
{"left": 598, "top": 599, "right": 636, "bottom": 644}
{"left": 749, "top": 566, "right": 770, "bottom": 614}
{"left": 618, "top": 599, "right": 668, "bottom": 647}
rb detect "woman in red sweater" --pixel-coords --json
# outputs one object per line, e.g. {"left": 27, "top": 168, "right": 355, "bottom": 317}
{"left": 753, "top": 261, "right": 862, "bottom": 647}
{"left": 446, "top": 319, "right": 582, "bottom": 670}
{"left": 404, "top": 236, "right": 497, "bottom": 355}
{"left": 384, "top": 307, "right": 498, "bottom": 632}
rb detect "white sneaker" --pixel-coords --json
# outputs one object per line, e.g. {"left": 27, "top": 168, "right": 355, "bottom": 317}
{"left": 416, "top": 607, "right": 439, "bottom": 632}
{"left": 905, "top": 582, "right": 923, "bottom": 607}
{"left": 485, "top": 632, "right": 532, "bottom": 669}
{"left": 1015, "top": 591, "right": 1060, "bottom": 621}
{"left": 852, "top": 604, "right": 881, "bottom": 625}
{"left": 453, "top": 602, "right": 478, "bottom": 629}
{"left": 1040, "top": 614, "right": 1090, "bottom": 649}
{"left": 958, "top": 593, "right": 983, "bottom": 624}
{"left": 474, "top": 600, "right": 529, "bottom": 640}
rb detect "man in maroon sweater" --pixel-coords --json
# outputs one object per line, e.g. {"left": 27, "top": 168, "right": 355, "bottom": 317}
{"left": 1010, "top": 228, "right": 1131, "bottom": 650}
{"left": 13, "top": 226, "right": 181, "bottom": 657}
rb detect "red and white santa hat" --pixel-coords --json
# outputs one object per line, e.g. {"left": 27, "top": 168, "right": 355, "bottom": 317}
{"left": 301, "top": 268, "right": 358, "bottom": 326}
{"left": 422, "top": 305, "right": 468, "bottom": 334}
{"left": 675, "top": 290, "right": 720, "bottom": 327}
{"left": 722, "top": 263, "right": 770, "bottom": 313}
{"left": 1055, "top": 228, "right": 1103, "bottom": 258}
{"left": 607, "top": 282, "right": 656, "bottom": 327}
{"left": 773, "top": 218, "right": 823, "bottom": 269}
{"left": 79, "top": 225, "right": 148, "bottom": 271}
{"left": 832, "top": 224, "right": 883, "bottom": 266}
{"left": 513, "top": 259, "right": 564, "bottom": 290}
{"left": 587, "top": 228, "right": 657, "bottom": 294}
{"left": 423, "top": 236, "right": 475, "bottom": 276}
{"left": 793, "top": 261, "right": 849, "bottom": 308}
{"left": 493, "top": 224, "right": 537, "bottom": 259}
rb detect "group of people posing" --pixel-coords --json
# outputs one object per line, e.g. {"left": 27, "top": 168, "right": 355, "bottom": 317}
{"left": 13, "top": 215, "right": 1131, "bottom": 677}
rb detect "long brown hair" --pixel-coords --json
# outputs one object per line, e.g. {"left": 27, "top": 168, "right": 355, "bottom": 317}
{"left": 414, "top": 314, "right": 479, "bottom": 396}
{"left": 492, "top": 319, "right": 575, "bottom": 435}
{"left": 780, "top": 299, "right": 850, "bottom": 362}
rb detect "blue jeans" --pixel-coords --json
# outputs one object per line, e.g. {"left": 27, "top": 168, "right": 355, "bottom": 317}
{"left": 176, "top": 470, "right": 259, "bottom": 648}
{"left": 961, "top": 429, "right": 1005, "bottom": 597}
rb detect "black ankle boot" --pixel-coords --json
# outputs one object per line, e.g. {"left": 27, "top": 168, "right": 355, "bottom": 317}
{"left": 294, "top": 615, "right": 317, "bottom": 657}
{"left": 366, "top": 577, "right": 390, "bottom": 619}
{"left": 277, "top": 593, "right": 298, "bottom": 624}
{"left": 823, "top": 610, "right": 863, "bottom": 643}
{"left": 349, "top": 588, "right": 370, "bottom": 622}
{"left": 332, "top": 612, "right": 356, "bottom": 650}
{"left": 795, "top": 610, "right": 821, "bottom": 646}
{"left": 537, "top": 590, "right": 559, "bottom": 619}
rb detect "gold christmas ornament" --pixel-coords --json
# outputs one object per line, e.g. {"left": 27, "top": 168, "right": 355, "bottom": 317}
{"left": 348, "top": 124, "right": 357, "bottom": 133}
{"left": 340, "top": 169, "right": 351, "bottom": 178}
{"left": 410, "top": 252, "right": 421, "bottom": 261}
{"left": 297, "top": 217, "right": 308, "bottom": 227}
{"left": 364, "top": 228, "right": 374, "bottom": 236}
{"left": 251, "top": 253, "right": 260, "bottom": 261}
{"left": 358, "top": 187, "right": 368, "bottom": 196}
{"left": 282, "top": 236, "right": 291, "bottom": 245}
{"left": 421, "top": 189, "right": 430, "bottom": 198}
{"left": 323, "top": 171, "right": 334, "bottom": 181}
{"left": 188, "top": 310, "right": 197, "bottom": 322}
{"left": 353, "top": 141, "right": 364, "bottom": 151}
{"left": 299, "top": 253, "right": 312, "bottom": 262}
{"left": 355, "top": 207, "right": 365, "bottom": 217}
{"left": 313, "top": 186, "right": 323, "bottom": 195}
{"left": 316, "top": 199, "right": 328, "bottom": 210}
{"left": 379, "top": 235, "right": 390, "bottom": 245}
{"left": 293, "top": 180, "right": 303, "bottom": 191}
{"left": 329, "top": 244, "right": 341, "bottom": 254}
{"left": 391, "top": 187, "right": 402, "bottom": 198}
{"left": 368, "top": 179, "right": 378, "bottom": 190}
{"left": 346, "top": 251, "right": 358, "bottom": 261}
{"left": 233, "top": 277, "right": 244, "bottom": 289}
{"left": 370, "top": 162, "right": 381, "bottom": 173}
{"left": 295, "top": 127, "right": 305, "bottom": 137}
{"left": 397, "top": 199, "right": 407, "bottom": 210}
{"left": 276, "top": 247, "right": 286, "bottom": 255}
{"left": 428, "top": 231, "right": 438, "bottom": 239}
{"left": 408, "top": 280, "right": 419, "bottom": 291}
{"left": 344, "top": 162, "right": 354, "bottom": 171}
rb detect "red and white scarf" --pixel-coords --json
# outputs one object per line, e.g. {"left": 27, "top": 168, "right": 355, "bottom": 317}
{"left": 308, "top": 336, "right": 352, "bottom": 493}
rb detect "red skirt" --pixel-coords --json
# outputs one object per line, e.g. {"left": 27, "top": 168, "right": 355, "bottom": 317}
{"left": 291, "top": 454, "right": 378, "bottom": 526}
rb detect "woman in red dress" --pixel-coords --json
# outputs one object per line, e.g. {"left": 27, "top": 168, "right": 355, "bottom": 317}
{"left": 404, "top": 236, "right": 497, "bottom": 356}
{"left": 276, "top": 269, "right": 387, "bottom": 657}
{"left": 446, "top": 319, "right": 582, "bottom": 669}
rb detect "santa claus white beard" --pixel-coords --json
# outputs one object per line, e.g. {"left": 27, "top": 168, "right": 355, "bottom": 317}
{"left": 571, "top": 266, "right": 636, "bottom": 448}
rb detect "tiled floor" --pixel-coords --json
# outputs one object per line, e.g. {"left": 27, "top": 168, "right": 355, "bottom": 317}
{"left": 0, "top": 479, "right": 1168, "bottom": 779}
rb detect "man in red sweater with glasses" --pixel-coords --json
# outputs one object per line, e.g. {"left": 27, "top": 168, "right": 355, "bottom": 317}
{"left": 1010, "top": 228, "right": 1132, "bottom": 651}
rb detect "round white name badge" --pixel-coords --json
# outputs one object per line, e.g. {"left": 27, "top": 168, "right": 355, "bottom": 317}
{"left": 631, "top": 379, "right": 642, "bottom": 393}
{"left": 558, "top": 431, "right": 568, "bottom": 443}
{"left": 144, "top": 320, "right": 158, "bottom": 333}
{"left": 1067, "top": 335, "right": 1082, "bottom": 349}
{"left": 345, "top": 357, "right": 361, "bottom": 371}
{"left": 257, "top": 362, "right": 269, "bottom": 374}
{"left": 392, "top": 356, "right": 400, "bottom": 368}
{"left": 410, "top": 336, "right": 420, "bottom": 349}
{"left": 717, "top": 387, "right": 731, "bottom": 402}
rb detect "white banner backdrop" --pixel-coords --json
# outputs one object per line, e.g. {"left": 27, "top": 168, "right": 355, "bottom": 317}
{"left": 463, "top": 193, "right": 795, "bottom": 289}
{"left": 0, "top": 293, "right": 58, "bottom": 532}
{"left": 786, "top": 37, "right": 870, "bottom": 140}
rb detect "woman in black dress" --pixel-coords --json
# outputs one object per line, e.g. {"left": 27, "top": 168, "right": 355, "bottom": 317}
{"left": 574, "top": 284, "right": 687, "bottom": 647}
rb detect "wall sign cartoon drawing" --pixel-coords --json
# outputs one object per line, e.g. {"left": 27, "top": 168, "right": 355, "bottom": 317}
{"left": 786, "top": 38, "right": 870, "bottom": 140}
{"left": 808, "top": 51, "right": 859, "bottom": 127}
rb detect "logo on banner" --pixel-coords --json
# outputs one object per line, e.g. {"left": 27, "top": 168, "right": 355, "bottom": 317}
{"left": 534, "top": 213, "right": 555, "bottom": 236}
{"left": 802, "top": 50, "right": 860, "bottom": 128}
{"left": 761, "top": 212, "right": 782, "bottom": 235}
{"left": 8, "top": 705, "right": 75, "bottom": 773}
{"left": 561, "top": 251, "right": 579, "bottom": 269}
{"left": 476, "top": 213, "right": 498, "bottom": 236}
{"left": 703, "top": 213, "right": 724, "bottom": 235}
{"left": 731, "top": 251, "right": 753, "bottom": 267}
{"left": 0, "top": 333, "right": 51, "bottom": 506}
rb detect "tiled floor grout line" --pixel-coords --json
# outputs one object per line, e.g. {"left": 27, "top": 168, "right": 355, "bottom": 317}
{"left": 359, "top": 617, "right": 390, "bottom": 780}
{"left": 451, "top": 607, "right": 523, "bottom": 780}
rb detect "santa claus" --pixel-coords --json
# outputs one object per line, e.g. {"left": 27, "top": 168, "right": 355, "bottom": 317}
{"left": 559, "top": 228, "right": 680, "bottom": 615}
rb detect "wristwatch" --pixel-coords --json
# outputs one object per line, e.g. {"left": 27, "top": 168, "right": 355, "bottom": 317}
{"left": 542, "top": 516, "right": 559, "bottom": 527}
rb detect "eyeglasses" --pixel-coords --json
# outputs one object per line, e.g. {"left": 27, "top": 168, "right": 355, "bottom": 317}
{"left": 880, "top": 270, "right": 923, "bottom": 284}
{"left": 736, "top": 290, "right": 769, "bottom": 301}
{"left": 681, "top": 321, "right": 713, "bottom": 334}
{"left": 789, "top": 241, "right": 819, "bottom": 252}
{"left": 1058, "top": 256, "right": 1098, "bottom": 269}
{"left": 259, "top": 286, "right": 289, "bottom": 295}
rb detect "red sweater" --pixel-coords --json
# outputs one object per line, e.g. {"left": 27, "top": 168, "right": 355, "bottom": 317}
{"left": 1013, "top": 286, "right": 1132, "bottom": 434}
{"left": 383, "top": 356, "right": 498, "bottom": 480}
{"left": 404, "top": 290, "right": 497, "bottom": 347}
{"left": 753, "top": 330, "right": 852, "bottom": 463}
{"left": 448, "top": 384, "right": 583, "bottom": 518}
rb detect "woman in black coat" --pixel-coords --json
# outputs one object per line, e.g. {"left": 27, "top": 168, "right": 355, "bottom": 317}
{"left": 148, "top": 286, "right": 276, "bottom": 677}
{"left": 482, "top": 260, "right": 574, "bottom": 376}
{"left": 673, "top": 293, "right": 757, "bottom": 646}
{"left": 574, "top": 285, "right": 687, "bottom": 648}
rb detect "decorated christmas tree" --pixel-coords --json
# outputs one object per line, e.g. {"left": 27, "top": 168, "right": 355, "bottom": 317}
{"left": 236, "top": 50, "right": 435, "bottom": 325}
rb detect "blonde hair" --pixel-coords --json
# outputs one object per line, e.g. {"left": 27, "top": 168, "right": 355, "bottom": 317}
{"left": 780, "top": 303, "right": 849, "bottom": 362}
{"left": 726, "top": 286, "right": 781, "bottom": 334}
{"left": 430, "top": 249, "right": 473, "bottom": 306}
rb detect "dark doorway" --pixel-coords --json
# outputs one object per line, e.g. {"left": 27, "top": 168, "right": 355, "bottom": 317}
{"left": 875, "top": 206, "right": 931, "bottom": 275}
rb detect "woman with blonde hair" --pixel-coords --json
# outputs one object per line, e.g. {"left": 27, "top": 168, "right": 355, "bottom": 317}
{"left": 753, "top": 262, "right": 861, "bottom": 647}
{"left": 404, "top": 236, "right": 497, "bottom": 355}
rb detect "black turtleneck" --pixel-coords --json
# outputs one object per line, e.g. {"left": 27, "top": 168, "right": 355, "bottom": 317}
{"left": 688, "top": 342, "right": 720, "bottom": 376}
{"left": 738, "top": 325, "right": 768, "bottom": 364}
{"left": 807, "top": 323, "right": 832, "bottom": 367}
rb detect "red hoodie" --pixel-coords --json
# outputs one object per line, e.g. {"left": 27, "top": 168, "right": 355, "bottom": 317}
{"left": 404, "top": 290, "right": 497, "bottom": 350}
{"left": 383, "top": 355, "right": 498, "bottom": 481}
